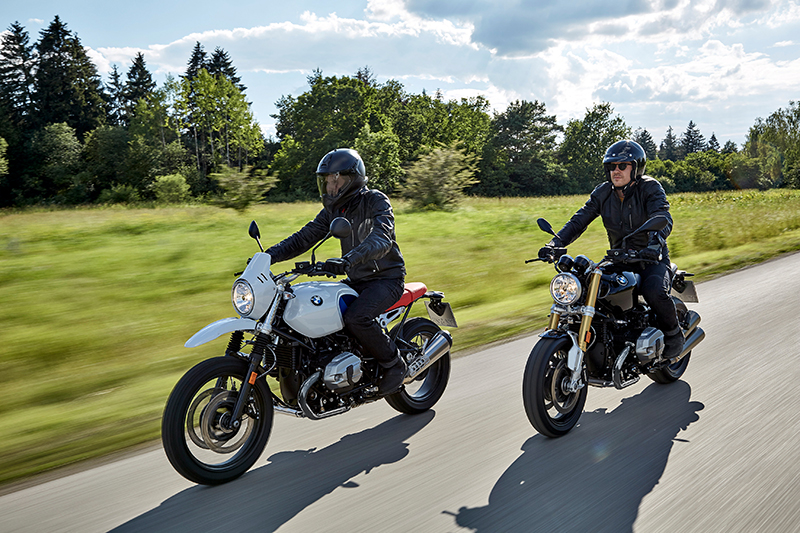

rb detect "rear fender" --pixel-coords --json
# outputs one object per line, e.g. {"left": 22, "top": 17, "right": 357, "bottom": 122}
{"left": 185, "top": 317, "right": 258, "bottom": 348}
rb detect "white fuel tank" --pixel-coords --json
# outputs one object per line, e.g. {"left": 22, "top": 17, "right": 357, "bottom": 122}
{"left": 283, "top": 281, "right": 359, "bottom": 338}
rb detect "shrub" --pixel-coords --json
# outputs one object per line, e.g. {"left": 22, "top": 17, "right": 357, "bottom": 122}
{"left": 97, "top": 184, "right": 141, "bottom": 204}
{"left": 209, "top": 165, "right": 276, "bottom": 212}
{"left": 400, "top": 143, "right": 479, "bottom": 210}
{"left": 149, "top": 174, "right": 190, "bottom": 204}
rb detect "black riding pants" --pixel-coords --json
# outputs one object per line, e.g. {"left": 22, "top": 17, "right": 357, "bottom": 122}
{"left": 343, "top": 277, "right": 405, "bottom": 367}
{"left": 635, "top": 260, "right": 680, "bottom": 334}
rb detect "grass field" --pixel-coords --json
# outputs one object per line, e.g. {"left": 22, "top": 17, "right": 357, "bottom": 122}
{"left": 2, "top": 189, "right": 800, "bottom": 484}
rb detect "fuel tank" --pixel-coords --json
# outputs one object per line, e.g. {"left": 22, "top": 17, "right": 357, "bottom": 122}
{"left": 283, "top": 281, "right": 359, "bottom": 338}
{"left": 598, "top": 271, "right": 639, "bottom": 311}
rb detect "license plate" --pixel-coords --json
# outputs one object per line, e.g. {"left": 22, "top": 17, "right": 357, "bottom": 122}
{"left": 424, "top": 301, "right": 458, "bottom": 328}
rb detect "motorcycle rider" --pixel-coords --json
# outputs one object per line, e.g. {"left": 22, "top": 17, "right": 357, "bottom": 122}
{"left": 265, "top": 148, "right": 408, "bottom": 394}
{"left": 538, "top": 139, "right": 684, "bottom": 361}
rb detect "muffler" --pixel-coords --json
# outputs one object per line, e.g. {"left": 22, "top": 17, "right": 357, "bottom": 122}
{"left": 682, "top": 310, "right": 701, "bottom": 337}
{"left": 404, "top": 330, "right": 453, "bottom": 383}
{"left": 670, "top": 326, "right": 705, "bottom": 363}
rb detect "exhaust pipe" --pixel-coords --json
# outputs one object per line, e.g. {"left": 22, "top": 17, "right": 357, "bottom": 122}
{"left": 682, "top": 310, "right": 701, "bottom": 337}
{"left": 297, "top": 371, "right": 350, "bottom": 420}
{"left": 404, "top": 330, "right": 452, "bottom": 383}
{"left": 670, "top": 327, "right": 705, "bottom": 364}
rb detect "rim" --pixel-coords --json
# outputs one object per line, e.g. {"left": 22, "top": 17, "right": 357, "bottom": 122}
{"left": 183, "top": 373, "right": 265, "bottom": 470}
{"left": 403, "top": 329, "right": 446, "bottom": 402}
{"left": 542, "top": 349, "right": 581, "bottom": 426}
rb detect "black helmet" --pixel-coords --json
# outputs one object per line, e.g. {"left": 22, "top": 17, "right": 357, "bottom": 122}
{"left": 603, "top": 140, "right": 646, "bottom": 185}
{"left": 316, "top": 148, "right": 367, "bottom": 212}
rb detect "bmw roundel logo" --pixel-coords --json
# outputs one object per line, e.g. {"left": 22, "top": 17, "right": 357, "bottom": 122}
{"left": 310, "top": 295, "right": 323, "bottom": 306}
{"left": 616, "top": 274, "right": 628, "bottom": 286}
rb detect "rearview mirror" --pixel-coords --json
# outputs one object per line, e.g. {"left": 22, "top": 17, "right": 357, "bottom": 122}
{"left": 248, "top": 221, "right": 261, "bottom": 240}
{"left": 537, "top": 218, "right": 556, "bottom": 236}
{"left": 329, "top": 217, "right": 351, "bottom": 239}
{"left": 248, "top": 220, "right": 263, "bottom": 252}
{"left": 633, "top": 215, "right": 668, "bottom": 236}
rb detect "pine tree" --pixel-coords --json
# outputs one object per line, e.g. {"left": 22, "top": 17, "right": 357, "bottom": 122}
{"left": 708, "top": 133, "right": 720, "bottom": 152}
{"left": 207, "top": 47, "right": 244, "bottom": 90}
{"left": 123, "top": 52, "right": 156, "bottom": 124}
{"left": 722, "top": 140, "right": 738, "bottom": 154}
{"left": 659, "top": 126, "right": 679, "bottom": 161}
{"left": 679, "top": 120, "right": 706, "bottom": 158}
{"left": 106, "top": 64, "right": 125, "bottom": 126}
{"left": 0, "top": 21, "right": 36, "bottom": 126}
{"left": 633, "top": 128, "right": 658, "bottom": 160}
{"left": 33, "top": 16, "right": 106, "bottom": 137}
{"left": 185, "top": 42, "right": 207, "bottom": 81}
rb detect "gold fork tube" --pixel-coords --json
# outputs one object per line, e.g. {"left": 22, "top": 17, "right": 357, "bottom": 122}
{"left": 578, "top": 269, "right": 602, "bottom": 352}
{"left": 548, "top": 309, "right": 561, "bottom": 330}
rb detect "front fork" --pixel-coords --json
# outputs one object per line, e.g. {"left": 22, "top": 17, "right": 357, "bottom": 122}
{"left": 550, "top": 268, "right": 602, "bottom": 393}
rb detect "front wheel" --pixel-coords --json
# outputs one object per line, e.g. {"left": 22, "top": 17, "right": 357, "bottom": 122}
{"left": 161, "top": 356, "right": 274, "bottom": 485}
{"left": 385, "top": 318, "right": 450, "bottom": 414}
{"left": 522, "top": 336, "right": 587, "bottom": 438}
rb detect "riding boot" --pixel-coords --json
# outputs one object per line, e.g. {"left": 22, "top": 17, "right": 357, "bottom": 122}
{"left": 662, "top": 326, "right": 684, "bottom": 361}
{"left": 378, "top": 354, "right": 407, "bottom": 395}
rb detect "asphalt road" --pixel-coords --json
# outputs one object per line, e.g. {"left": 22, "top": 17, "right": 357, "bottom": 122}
{"left": 3, "top": 252, "right": 800, "bottom": 533}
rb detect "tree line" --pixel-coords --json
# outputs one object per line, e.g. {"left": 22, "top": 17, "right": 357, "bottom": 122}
{"left": 1, "top": 16, "right": 798, "bottom": 210}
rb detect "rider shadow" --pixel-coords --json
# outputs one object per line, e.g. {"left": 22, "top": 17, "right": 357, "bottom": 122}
{"left": 112, "top": 410, "right": 435, "bottom": 533}
{"left": 450, "top": 381, "right": 703, "bottom": 533}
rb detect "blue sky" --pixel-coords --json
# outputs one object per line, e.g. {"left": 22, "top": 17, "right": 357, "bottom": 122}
{"left": 6, "top": 0, "right": 800, "bottom": 147}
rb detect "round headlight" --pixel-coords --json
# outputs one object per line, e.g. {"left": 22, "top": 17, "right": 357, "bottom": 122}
{"left": 232, "top": 280, "right": 254, "bottom": 315}
{"left": 550, "top": 273, "right": 582, "bottom": 306}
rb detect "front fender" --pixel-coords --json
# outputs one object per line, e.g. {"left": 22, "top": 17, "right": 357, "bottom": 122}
{"left": 185, "top": 317, "right": 259, "bottom": 348}
{"left": 538, "top": 329, "right": 583, "bottom": 373}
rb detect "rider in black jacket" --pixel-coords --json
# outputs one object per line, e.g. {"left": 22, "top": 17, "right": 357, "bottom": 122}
{"left": 539, "top": 140, "right": 684, "bottom": 361}
{"left": 266, "top": 148, "right": 408, "bottom": 394}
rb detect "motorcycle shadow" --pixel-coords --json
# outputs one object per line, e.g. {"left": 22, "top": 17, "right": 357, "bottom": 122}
{"left": 112, "top": 410, "right": 435, "bottom": 533}
{"left": 450, "top": 381, "right": 704, "bottom": 533}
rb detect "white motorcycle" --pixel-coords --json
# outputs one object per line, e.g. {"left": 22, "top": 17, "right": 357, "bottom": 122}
{"left": 161, "top": 217, "right": 457, "bottom": 485}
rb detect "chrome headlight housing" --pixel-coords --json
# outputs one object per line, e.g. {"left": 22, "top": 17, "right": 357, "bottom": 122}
{"left": 550, "top": 273, "right": 582, "bottom": 306}
{"left": 232, "top": 279, "right": 254, "bottom": 316}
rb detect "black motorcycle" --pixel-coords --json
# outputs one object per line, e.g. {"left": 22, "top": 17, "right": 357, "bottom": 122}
{"left": 522, "top": 215, "right": 705, "bottom": 437}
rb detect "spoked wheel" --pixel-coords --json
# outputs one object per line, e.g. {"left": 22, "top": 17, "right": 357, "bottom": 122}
{"left": 523, "top": 336, "right": 587, "bottom": 438}
{"left": 648, "top": 298, "right": 691, "bottom": 384}
{"left": 161, "top": 357, "right": 273, "bottom": 485}
{"left": 385, "top": 317, "right": 450, "bottom": 414}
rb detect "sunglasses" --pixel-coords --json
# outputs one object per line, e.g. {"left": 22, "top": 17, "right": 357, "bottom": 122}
{"left": 604, "top": 162, "right": 630, "bottom": 171}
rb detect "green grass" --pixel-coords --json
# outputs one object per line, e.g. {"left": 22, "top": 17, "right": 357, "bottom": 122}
{"left": 2, "top": 189, "right": 800, "bottom": 485}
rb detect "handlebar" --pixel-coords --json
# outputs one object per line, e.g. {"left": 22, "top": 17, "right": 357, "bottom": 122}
{"left": 525, "top": 247, "right": 658, "bottom": 267}
{"left": 525, "top": 247, "right": 568, "bottom": 264}
{"left": 291, "top": 261, "right": 340, "bottom": 278}
{"left": 604, "top": 248, "right": 658, "bottom": 264}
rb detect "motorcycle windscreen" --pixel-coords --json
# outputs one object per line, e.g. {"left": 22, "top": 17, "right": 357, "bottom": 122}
{"left": 424, "top": 300, "right": 458, "bottom": 328}
{"left": 671, "top": 280, "right": 699, "bottom": 303}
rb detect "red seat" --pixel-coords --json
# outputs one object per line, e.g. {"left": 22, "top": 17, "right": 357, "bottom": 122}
{"left": 386, "top": 282, "right": 428, "bottom": 311}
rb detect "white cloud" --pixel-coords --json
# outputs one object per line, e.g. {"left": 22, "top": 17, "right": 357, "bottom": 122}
{"left": 82, "top": 0, "right": 800, "bottom": 145}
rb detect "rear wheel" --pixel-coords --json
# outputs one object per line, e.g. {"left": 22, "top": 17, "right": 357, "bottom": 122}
{"left": 522, "top": 336, "right": 587, "bottom": 438}
{"left": 161, "top": 357, "right": 273, "bottom": 485}
{"left": 385, "top": 318, "right": 450, "bottom": 414}
{"left": 648, "top": 298, "right": 691, "bottom": 384}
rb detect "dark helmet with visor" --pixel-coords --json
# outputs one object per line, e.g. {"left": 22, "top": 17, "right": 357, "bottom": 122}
{"left": 602, "top": 140, "right": 646, "bottom": 187}
{"left": 316, "top": 148, "right": 367, "bottom": 212}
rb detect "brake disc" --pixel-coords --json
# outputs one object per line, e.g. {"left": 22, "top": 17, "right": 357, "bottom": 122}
{"left": 186, "top": 388, "right": 218, "bottom": 449}
{"left": 199, "top": 390, "right": 253, "bottom": 454}
{"left": 550, "top": 359, "right": 579, "bottom": 414}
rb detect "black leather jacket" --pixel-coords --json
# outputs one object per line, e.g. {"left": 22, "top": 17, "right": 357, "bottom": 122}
{"left": 554, "top": 176, "right": 673, "bottom": 259}
{"left": 266, "top": 187, "right": 405, "bottom": 281}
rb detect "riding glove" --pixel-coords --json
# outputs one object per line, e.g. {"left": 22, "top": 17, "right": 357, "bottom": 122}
{"left": 324, "top": 257, "right": 350, "bottom": 275}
